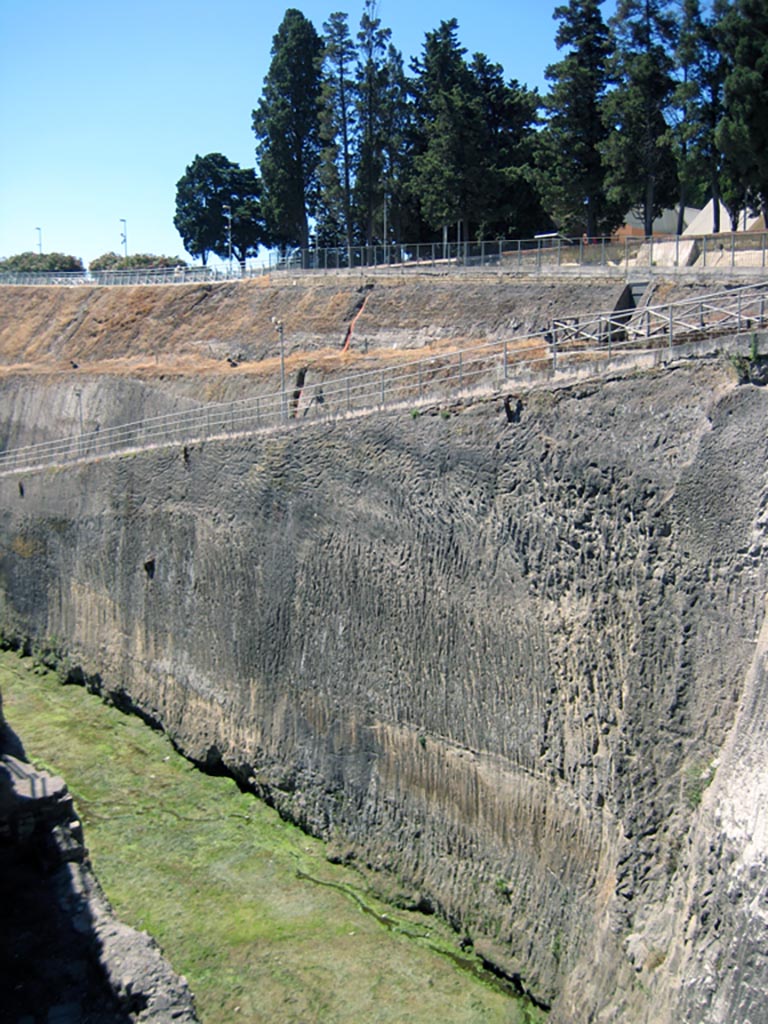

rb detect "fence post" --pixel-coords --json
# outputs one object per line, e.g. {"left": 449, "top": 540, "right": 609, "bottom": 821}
{"left": 668, "top": 307, "right": 674, "bottom": 359}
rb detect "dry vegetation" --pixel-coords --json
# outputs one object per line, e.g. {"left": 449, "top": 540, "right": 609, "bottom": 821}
{"left": 0, "top": 275, "right": 614, "bottom": 385}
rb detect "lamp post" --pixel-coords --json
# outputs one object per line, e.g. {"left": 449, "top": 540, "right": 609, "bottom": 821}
{"left": 223, "top": 204, "right": 233, "bottom": 276}
{"left": 272, "top": 317, "right": 286, "bottom": 420}
{"left": 120, "top": 219, "right": 128, "bottom": 259}
{"left": 35, "top": 227, "right": 42, "bottom": 254}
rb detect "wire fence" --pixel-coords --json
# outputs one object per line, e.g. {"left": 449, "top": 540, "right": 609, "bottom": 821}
{"left": 2, "top": 231, "right": 768, "bottom": 287}
{"left": 1, "top": 282, "right": 766, "bottom": 477}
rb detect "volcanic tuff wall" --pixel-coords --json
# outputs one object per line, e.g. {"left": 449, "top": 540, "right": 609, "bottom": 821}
{"left": 2, "top": 350, "right": 768, "bottom": 1021}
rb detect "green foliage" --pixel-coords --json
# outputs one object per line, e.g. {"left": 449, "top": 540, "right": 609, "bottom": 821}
{"left": 715, "top": 0, "right": 768, "bottom": 223}
{"left": 537, "top": 0, "right": 623, "bottom": 236}
{"left": 0, "top": 251, "right": 84, "bottom": 273}
{"left": 409, "top": 21, "right": 543, "bottom": 240}
{"left": 684, "top": 760, "right": 716, "bottom": 808}
{"left": 89, "top": 252, "right": 186, "bottom": 271}
{"left": 174, "top": 153, "right": 266, "bottom": 266}
{"left": 253, "top": 9, "right": 324, "bottom": 250}
{"left": 316, "top": 12, "right": 357, "bottom": 250}
{"left": 601, "top": 0, "right": 679, "bottom": 236}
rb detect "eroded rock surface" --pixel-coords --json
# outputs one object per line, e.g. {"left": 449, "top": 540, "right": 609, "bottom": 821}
{"left": 1, "top": 358, "right": 767, "bottom": 1022}
{"left": 0, "top": 700, "right": 198, "bottom": 1024}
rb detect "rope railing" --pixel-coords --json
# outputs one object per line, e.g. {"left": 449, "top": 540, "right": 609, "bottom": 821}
{"left": 1, "top": 283, "right": 766, "bottom": 476}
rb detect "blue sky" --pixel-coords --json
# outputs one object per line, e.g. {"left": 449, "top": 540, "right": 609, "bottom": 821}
{"left": 0, "top": 0, "right": 605, "bottom": 267}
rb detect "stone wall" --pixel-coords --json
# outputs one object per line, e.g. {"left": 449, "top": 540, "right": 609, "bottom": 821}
{"left": 1, "top": 357, "right": 767, "bottom": 1020}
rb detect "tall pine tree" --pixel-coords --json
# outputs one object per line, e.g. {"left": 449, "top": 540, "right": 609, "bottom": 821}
{"left": 317, "top": 12, "right": 357, "bottom": 251}
{"left": 715, "top": 0, "right": 768, "bottom": 225}
{"left": 601, "top": 0, "right": 679, "bottom": 236}
{"left": 252, "top": 10, "right": 323, "bottom": 251}
{"left": 354, "top": 0, "right": 393, "bottom": 245}
{"left": 537, "top": 0, "right": 620, "bottom": 237}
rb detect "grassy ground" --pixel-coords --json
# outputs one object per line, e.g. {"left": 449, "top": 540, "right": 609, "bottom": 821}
{"left": 1, "top": 650, "right": 544, "bottom": 1024}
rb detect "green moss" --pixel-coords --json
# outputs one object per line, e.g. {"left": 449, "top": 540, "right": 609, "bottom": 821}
{"left": 0, "top": 651, "right": 546, "bottom": 1024}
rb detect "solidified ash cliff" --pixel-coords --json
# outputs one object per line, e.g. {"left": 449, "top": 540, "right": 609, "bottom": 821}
{"left": 1, "top": 358, "right": 767, "bottom": 1022}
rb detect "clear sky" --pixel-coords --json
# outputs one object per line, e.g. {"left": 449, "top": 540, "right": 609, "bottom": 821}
{"left": 0, "top": 0, "right": 605, "bottom": 268}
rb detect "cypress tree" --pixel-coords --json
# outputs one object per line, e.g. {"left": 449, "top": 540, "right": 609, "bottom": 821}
{"left": 252, "top": 10, "right": 323, "bottom": 251}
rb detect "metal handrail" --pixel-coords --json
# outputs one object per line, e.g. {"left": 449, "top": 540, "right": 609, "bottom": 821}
{"left": 2, "top": 231, "right": 768, "bottom": 287}
{"left": 1, "top": 283, "right": 765, "bottom": 477}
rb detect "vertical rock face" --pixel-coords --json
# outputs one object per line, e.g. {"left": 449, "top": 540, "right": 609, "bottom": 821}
{"left": 1, "top": 359, "right": 767, "bottom": 1021}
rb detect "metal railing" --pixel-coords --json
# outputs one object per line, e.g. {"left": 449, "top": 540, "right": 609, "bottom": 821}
{"left": 1, "top": 282, "right": 766, "bottom": 477}
{"left": 2, "top": 231, "right": 768, "bottom": 287}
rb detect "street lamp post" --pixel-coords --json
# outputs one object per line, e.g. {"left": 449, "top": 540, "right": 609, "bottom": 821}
{"left": 35, "top": 227, "right": 42, "bottom": 254}
{"left": 120, "top": 219, "right": 128, "bottom": 259}
{"left": 272, "top": 317, "right": 286, "bottom": 420}
{"left": 223, "top": 204, "right": 233, "bottom": 276}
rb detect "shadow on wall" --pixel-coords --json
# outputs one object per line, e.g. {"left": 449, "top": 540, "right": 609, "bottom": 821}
{"left": 0, "top": 713, "right": 135, "bottom": 1022}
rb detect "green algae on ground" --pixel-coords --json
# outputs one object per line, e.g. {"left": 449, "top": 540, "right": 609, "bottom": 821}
{"left": 0, "top": 651, "right": 545, "bottom": 1024}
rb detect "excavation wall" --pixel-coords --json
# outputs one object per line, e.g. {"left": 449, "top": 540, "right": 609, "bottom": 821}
{"left": 2, "top": 355, "right": 768, "bottom": 1022}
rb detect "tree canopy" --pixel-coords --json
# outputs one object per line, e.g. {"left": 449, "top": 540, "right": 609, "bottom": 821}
{"left": 0, "top": 252, "right": 84, "bottom": 273}
{"left": 252, "top": 9, "right": 324, "bottom": 251}
{"left": 174, "top": 153, "right": 267, "bottom": 266}
{"left": 89, "top": 253, "right": 186, "bottom": 271}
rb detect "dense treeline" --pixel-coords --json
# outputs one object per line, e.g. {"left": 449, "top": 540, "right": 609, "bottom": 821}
{"left": 174, "top": 0, "right": 767, "bottom": 261}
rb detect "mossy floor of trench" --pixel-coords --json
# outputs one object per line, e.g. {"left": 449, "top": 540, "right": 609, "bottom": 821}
{"left": 0, "top": 651, "right": 544, "bottom": 1024}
